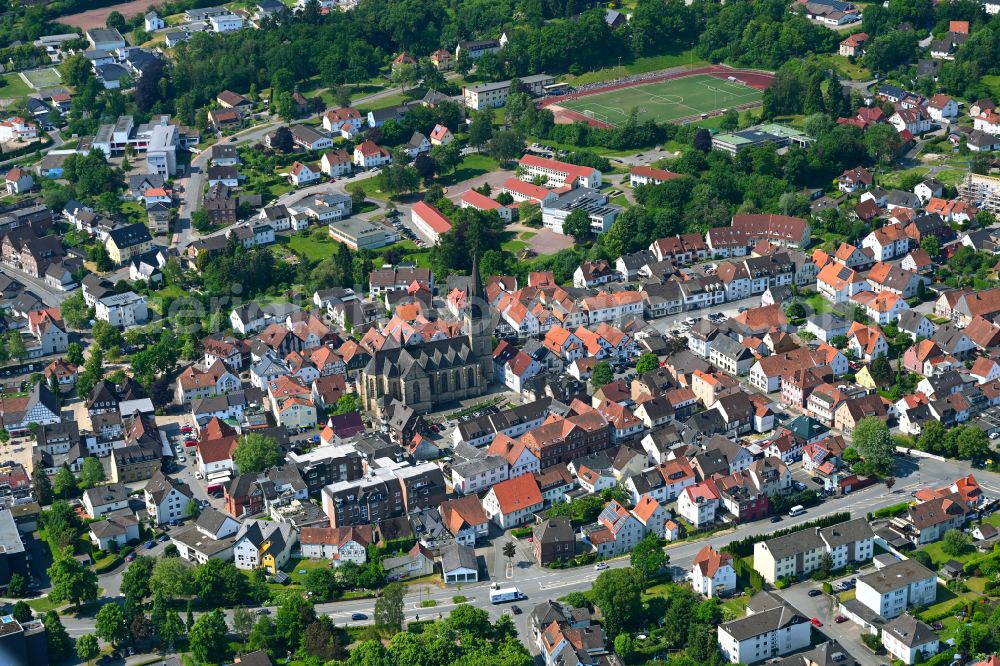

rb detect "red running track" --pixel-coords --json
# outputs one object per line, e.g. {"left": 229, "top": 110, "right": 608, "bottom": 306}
{"left": 540, "top": 64, "right": 775, "bottom": 128}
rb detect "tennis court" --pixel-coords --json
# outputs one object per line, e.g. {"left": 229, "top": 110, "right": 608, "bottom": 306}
{"left": 557, "top": 73, "right": 763, "bottom": 126}
{"left": 21, "top": 68, "right": 62, "bottom": 90}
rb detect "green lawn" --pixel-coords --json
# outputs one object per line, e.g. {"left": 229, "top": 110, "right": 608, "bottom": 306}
{"left": 282, "top": 232, "right": 339, "bottom": 262}
{"left": 934, "top": 168, "right": 967, "bottom": 187}
{"left": 363, "top": 91, "right": 413, "bottom": 111}
{"left": 804, "top": 292, "right": 833, "bottom": 316}
{"left": 283, "top": 557, "right": 331, "bottom": 585}
{"left": 26, "top": 596, "right": 61, "bottom": 614}
{"left": 437, "top": 154, "right": 499, "bottom": 187}
{"left": 918, "top": 541, "right": 979, "bottom": 567}
{"left": 721, "top": 595, "right": 750, "bottom": 619}
{"left": 0, "top": 73, "right": 34, "bottom": 103}
{"left": 560, "top": 73, "right": 763, "bottom": 126}
{"left": 816, "top": 54, "right": 871, "bottom": 81}
{"left": 563, "top": 50, "right": 705, "bottom": 87}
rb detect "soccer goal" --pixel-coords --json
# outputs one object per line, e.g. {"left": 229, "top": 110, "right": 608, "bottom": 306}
{"left": 582, "top": 109, "right": 611, "bottom": 124}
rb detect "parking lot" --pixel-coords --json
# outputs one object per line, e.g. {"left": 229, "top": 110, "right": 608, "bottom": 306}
{"left": 781, "top": 576, "right": 882, "bottom": 666}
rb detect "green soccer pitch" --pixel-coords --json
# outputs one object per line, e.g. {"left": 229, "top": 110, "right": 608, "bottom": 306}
{"left": 558, "top": 73, "right": 764, "bottom": 126}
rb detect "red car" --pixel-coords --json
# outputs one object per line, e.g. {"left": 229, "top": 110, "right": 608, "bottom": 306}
{"left": 125, "top": 553, "right": 136, "bottom": 562}
{"left": 180, "top": 426, "right": 193, "bottom": 434}
{"left": 810, "top": 618, "right": 823, "bottom": 627}
{"left": 834, "top": 616, "right": 847, "bottom": 624}
{"left": 184, "top": 439, "right": 197, "bottom": 447}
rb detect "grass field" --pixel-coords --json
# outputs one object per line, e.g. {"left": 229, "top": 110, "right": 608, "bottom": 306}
{"left": 0, "top": 73, "right": 34, "bottom": 103}
{"left": 559, "top": 74, "right": 762, "bottom": 126}
{"left": 563, "top": 50, "right": 705, "bottom": 87}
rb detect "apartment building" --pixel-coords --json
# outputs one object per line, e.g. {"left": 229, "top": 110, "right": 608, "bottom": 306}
{"left": 753, "top": 518, "right": 874, "bottom": 583}
{"left": 855, "top": 556, "right": 936, "bottom": 619}
{"left": 718, "top": 591, "right": 812, "bottom": 664}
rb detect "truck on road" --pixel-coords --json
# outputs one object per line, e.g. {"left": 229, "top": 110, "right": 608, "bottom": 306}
{"left": 489, "top": 586, "right": 524, "bottom": 604}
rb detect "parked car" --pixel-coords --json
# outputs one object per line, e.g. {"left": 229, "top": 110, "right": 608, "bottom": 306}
{"left": 511, "top": 605, "right": 522, "bottom": 615}
{"left": 595, "top": 562, "right": 609, "bottom": 571}
{"left": 145, "top": 540, "right": 156, "bottom": 549}
{"left": 351, "top": 613, "right": 367, "bottom": 621}
{"left": 256, "top": 608, "right": 271, "bottom": 615}
{"left": 770, "top": 516, "right": 782, "bottom": 523}
{"left": 808, "top": 589, "right": 822, "bottom": 597}
{"left": 125, "top": 553, "right": 135, "bottom": 562}
{"left": 158, "top": 534, "right": 169, "bottom": 542}
{"left": 810, "top": 618, "right": 823, "bottom": 627}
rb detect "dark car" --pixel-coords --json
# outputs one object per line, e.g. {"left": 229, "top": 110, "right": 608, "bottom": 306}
{"left": 808, "top": 589, "right": 822, "bottom": 597}
{"left": 351, "top": 613, "right": 367, "bottom": 621}
{"left": 511, "top": 605, "right": 522, "bottom": 615}
{"left": 158, "top": 534, "right": 170, "bottom": 542}
{"left": 256, "top": 608, "right": 271, "bottom": 615}
{"left": 145, "top": 540, "right": 156, "bottom": 549}
{"left": 770, "top": 515, "right": 782, "bottom": 523}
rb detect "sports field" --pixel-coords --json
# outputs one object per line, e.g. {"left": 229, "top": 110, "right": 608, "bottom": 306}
{"left": 558, "top": 73, "right": 764, "bottom": 126}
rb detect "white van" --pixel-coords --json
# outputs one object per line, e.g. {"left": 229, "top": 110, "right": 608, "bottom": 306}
{"left": 789, "top": 505, "right": 805, "bottom": 517}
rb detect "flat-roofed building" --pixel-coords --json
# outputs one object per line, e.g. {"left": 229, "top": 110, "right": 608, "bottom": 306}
{"left": 327, "top": 218, "right": 400, "bottom": 250}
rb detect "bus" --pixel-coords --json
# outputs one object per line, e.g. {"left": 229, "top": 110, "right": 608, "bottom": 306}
{"left": 789, "top": 505, "right": 806, "bottom": 517}
{"left": 543, "top": 82, "right": 572, "bottom": 96}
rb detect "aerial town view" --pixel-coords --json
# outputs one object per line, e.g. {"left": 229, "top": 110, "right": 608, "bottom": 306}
{"left": 5, "top": 0, "right": 1000, "bottom": 664}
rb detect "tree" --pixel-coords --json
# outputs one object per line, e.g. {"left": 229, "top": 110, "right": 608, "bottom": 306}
{"left": 31, "top": 465, "right": 52, "bottom": 505}
{"left": 67, "top": 342, "right": 85, "bottom": 366}
{"left": 921, "top": 235, "right": 939, "bottom": 258}
{"left": 635, "top": 353, "right": 659, "bottom": 374}
{"left": 7, "top": 572, "right": 27, "bottom": 598}
{"left": 79, "top": 457, "right": 105, "bottom": 488}
{"left": 275, "top": 593, "right": 315, "bottom": 654}
{"left": 43, "top": 611, "right": 73, "bottom": 663}
{"left": 591, "top": 567, "right": 644, "bottom": 639}
{"left": 232, "top": 607, "right": 255, "bottom": 644}
{"left": 304, "top": 567, "right": 341, "bottom": 601}
{"left": 693, "top": 128, "right": 712, "bottom": 152}
{"left": 95, "top": 603, "right": 128, "bottom": 646}
{"left": 562, "top": 208, "right": 591, "bottom": 242}
{"left": 150, "top": 557, "right": 194, "bottom": 597}
{"left": 76, "top": 634, "right": 100, "bottom": 665}
{"left": 591, "top": 361, "right": 614, "bottom": 389}
{"left": 942, "top": 528, "right": 971, "bottom": 556}
{"left": 271, "top": 125, "right": 294, "bottom": 152}
{"left": 430, "top": 141, "right": 462, "bottom": 175}
{"left": 188, "top": 609, "right": 229, "bottom": 664}
{"left": 303, "top": 617, "right": 344, "bottom": 661}
{"left": 130, "top": 614, "right": 154, "bottom": 645}
{"left": 865, "top": 122, "right": 901, "bottom": 163}
{"left": 11, "top": 601, "right": 32, "bottom": 623}
{"left": 160, "top": 611, "right": 185, "bottom": 651}
{"left": 185, "top": 498, "right": 200, "bottom": 520}
{"left": 852, "top": 416, "right": 894, "bottom": 476}
{"left": 614, "top": 633, "right": 635, "bottom": 661}
{"left": 121, "top": 555, "right": 155, "bottom": 603}
{"left": 60, "top": 292, "right": 91, "bottom": 330}
{"left": 468, "top": 111, "right": 493, "bottom": 151}
{"left": 374, "top": 582, "right": 406, "bottom": 634}
{"left": 40, "top": 500, "right": 83, "bottom": 550}
{"left": 956, "top": 426, "right": 990, "bottom": 464}
{"left": 7, "top": 333, "right": 27, "bottom": 363}
{"left": 106, "top": 10, "right": 125, "bottom": 31}
{"left": 503, "top": 541, "right": 516, "bottom": 569}
{"left": 869, "top": 355, "right": 893, "bottom": 388}
{"left": 232, "top": 433, "right": 283, "bottom": 473}
{"left": 489, "top": 130, "right": 525, "bottom": 165}
{"left": 48, "top": 556, "right": 98, "bottom": 609}
{"left": 630, "top": 534, "right": 668, "bottom": 578}
{"left": 786, "top": 302, "right": 806, "bottom": 321}
{"left": 193, "top": 558, "right": 247, "bottom": 606}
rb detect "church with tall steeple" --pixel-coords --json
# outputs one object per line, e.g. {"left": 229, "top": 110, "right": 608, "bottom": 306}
{"left": 358, "top": 256, "right": 494, "bottom": 416}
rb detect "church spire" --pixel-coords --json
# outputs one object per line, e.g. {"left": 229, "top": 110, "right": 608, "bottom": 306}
{"left": 470, "top": 253, "right": 484, "bottom": 304}
{"left": 467, "top": 254, "right": 485, "bottom": 322}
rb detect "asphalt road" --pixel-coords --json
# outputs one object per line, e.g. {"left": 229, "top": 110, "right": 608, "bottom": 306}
{"left": 0, "top": 263, "right": 70, "bottom": 307}
{"left": 53, "top": 454, "right": 994, "bottom": 644}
